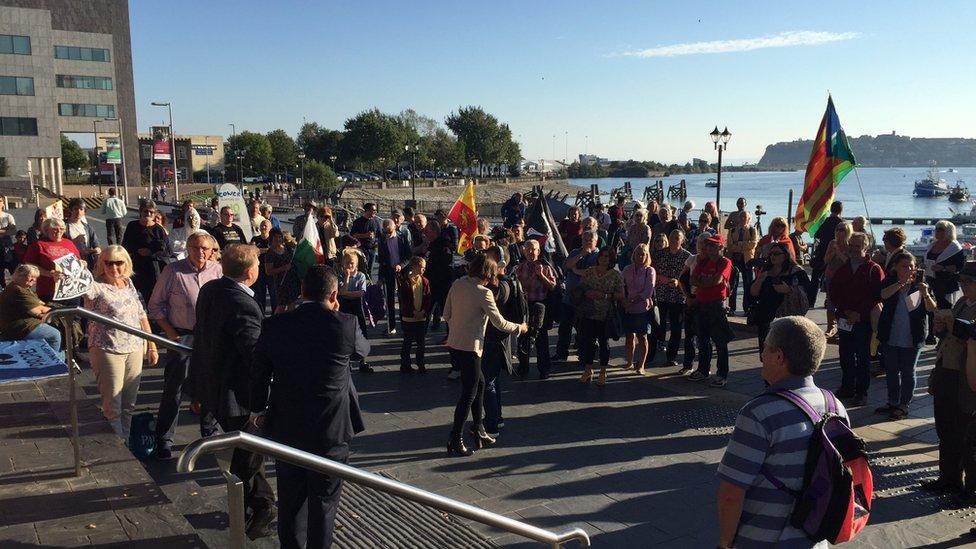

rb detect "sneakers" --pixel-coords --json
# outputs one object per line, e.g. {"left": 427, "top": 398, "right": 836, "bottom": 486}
{"left": 708, "top": 376, "right": 728, "bottom": 388}
{"left": 446, "top": 370, "right": 461, "bottom": 380}
{"left": 688, "top": 371, "right": 709, "bottom": 381}
{"left": 678, "top": 366, "right": 693, "bottom": 375}
{"left": 667, "top": 360, "right": 679, "bottom": 368}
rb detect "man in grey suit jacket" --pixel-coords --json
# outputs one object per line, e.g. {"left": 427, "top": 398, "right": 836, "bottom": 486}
{"left": 190, "top": 243, "right": 276, "bottom": 538}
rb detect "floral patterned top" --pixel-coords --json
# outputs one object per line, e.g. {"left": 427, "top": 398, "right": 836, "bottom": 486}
{"left": 653, "top": 247, "right": 692, "bottom": 304}
{"left": 580, "top": 267, "right": 623, "bottom": 321}
{"left": 84, "top": 278, "right": 148, "bottom": 354}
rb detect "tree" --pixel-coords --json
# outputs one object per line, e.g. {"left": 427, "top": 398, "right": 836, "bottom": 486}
{"left": 297, "top": 122, "right": 343, "bottom": 166}
{"left": 302, "top": 160, "right": 339, "bottom": 190}
{"left": 428, "top": 128, "right": 462, "bottom": 171}
{"left": 445, "top": 106, "right": 522, "bottom": 176}
{"left": 341, "top": 109, "right": 404, "bottom": 170}
{"left": 61, "top": 135, "right": 88, "bottom": 170}
{"left": 266, "top": 129, "right": 298, "bottom": 174}
{"left": 225, "top": 131, "right": 273, "bottom": 180}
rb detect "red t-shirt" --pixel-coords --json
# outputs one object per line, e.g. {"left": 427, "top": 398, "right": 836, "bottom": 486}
{"left": 693, "top": 256, "right": 733, "bottom": 303}
{"left": 23, "top": 239, "right": 81, "bottom": 300}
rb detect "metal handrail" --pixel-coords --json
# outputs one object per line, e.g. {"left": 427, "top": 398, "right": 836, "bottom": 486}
{"left": 179, "top": 431, "right": 591, "bottom": 548}
{"left": 44, "top": 307, "right": 189, "bottom": 477}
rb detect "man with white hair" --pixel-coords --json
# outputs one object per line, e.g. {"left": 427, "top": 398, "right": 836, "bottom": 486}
{"left": 378, "top": 218, "right": 412, "bottom": 335}
{"left": 677, "top": 200, "right": 695, "bottom": 233}
{"left": 717, "top": 315, "right": 848, "bottom": 549}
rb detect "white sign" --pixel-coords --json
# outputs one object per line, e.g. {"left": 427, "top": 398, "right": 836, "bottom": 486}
{"left": 0, "top": 340, "right": 67, "bottom": 384}
{"left": 214, "top": 183, "right": 254, "bottom": 242}
{"left": 52, "top": 254, "right": 94, "bottom": 301}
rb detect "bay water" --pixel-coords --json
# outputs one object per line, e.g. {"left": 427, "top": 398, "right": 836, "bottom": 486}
{"left": 571, "top": 167, "right": 976, "bottom": 241}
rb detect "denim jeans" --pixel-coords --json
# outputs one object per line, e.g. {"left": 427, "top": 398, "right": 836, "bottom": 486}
{"left": 481, "top": 341, "right": 506, "bottom": 432}
{"left": 25, "top": 322, "right": 64, "bottom": 360}
{"left": 883, "top": 343, "right": 921, "bottom": 407}
{"left": 838, "top": 321, "right": 872, "bottom": 396}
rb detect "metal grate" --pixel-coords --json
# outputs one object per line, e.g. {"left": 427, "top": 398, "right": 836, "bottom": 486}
{"left": 659, "top": 406, "right": 739, "bottom": 437}
{"left": 334, "top": 472, "right": 495, "bottom": 549}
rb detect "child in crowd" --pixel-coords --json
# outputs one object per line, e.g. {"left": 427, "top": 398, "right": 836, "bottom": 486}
{"left": 398, "top": 256, "right": 431, "bottom": 373}
{"left": 12, "top": 230, "right": 27, "bottom": 266}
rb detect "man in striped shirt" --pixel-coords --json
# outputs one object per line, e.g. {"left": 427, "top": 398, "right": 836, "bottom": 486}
{"left": 717, "top": 315, "right": 848, "bottom": 548}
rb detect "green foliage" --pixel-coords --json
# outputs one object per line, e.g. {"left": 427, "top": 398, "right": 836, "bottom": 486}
{"left": 225, "top": 131, "right": 273, "bottom": 180}
{"left": 302, "top": 160, "right": 339, "bottom": 190}
{"left": 428, "top": 128, "right": 462, "bottom": 170}
{"left": 266, "top": 129, "right": 298, "bottom": 172}
{"left": 60, "top": 135, "right": 89, "bottom": 170}
{"left": 445, "top": 106, "right": 511, "bottom": 170}
{"left": 567, "top": 162, "right": 608, "bottom": 178}
{"left": 342, "top": 108, "right": 405, "bottom": 169}
{"left": 297, "top": 123, "right": 343, "bottom": 166}
{"left": 759, "top": 134, "right": 976, "bottom": 167}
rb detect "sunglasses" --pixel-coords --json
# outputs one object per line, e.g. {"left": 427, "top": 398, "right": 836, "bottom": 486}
{"left": 105, "top": 260, "right": 125, "bottom": 267}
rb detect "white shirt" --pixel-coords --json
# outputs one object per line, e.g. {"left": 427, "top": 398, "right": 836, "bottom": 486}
{"left": 68, "top": 220, "right": 88, "bottom": 248}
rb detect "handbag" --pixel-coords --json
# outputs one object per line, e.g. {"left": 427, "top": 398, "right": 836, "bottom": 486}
{"left": 605, "top": 299, "right": 623, "bottom": 341}
{"left": 776, "top": 278, "right": 811, "bottom": 317}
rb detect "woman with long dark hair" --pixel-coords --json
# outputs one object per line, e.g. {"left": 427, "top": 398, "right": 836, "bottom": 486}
{"left": 443, "top": 254, "right": 527, "bottom": 457}
{"left": 749, "top": 242, "right": 810, "bottom": 353}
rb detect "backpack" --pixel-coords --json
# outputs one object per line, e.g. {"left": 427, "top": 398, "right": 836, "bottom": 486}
{"left": 761, "top": 389, "right": 873, "bottom": 544}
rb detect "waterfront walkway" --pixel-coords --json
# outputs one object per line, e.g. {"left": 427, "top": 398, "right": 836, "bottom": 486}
{"left": 2, "top": 304, "right": 975, "bottom": 547}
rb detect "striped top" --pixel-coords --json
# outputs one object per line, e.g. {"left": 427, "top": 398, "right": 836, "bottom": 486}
{"left": 717, "top": 376, "right": 847, "bottom": 548}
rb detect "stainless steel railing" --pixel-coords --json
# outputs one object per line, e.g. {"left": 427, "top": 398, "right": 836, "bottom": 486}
{"left": 179, "top": 431, "right": 591, "bottom": 548}
{"left": 50, "top": 307, "right": 590, "bottom": 547}
{"left": 44, "top": 307, "right": 191, "bottom": 477}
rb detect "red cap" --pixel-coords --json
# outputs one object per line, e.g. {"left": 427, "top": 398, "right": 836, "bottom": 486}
{"left": 705, "top": 233, "right": 725, "bottom": 246}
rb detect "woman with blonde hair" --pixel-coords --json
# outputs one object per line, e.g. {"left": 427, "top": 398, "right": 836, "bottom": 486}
{"left": 338, "top": 247, "right": 373, "bottom": 373}
{"left": 84, "top": 245, "right": 158, "bottom": 442}
{"left": 622, "top": 244, "right": 656, "bottom": 374}
{"left": 823, "top": 221, "right": 854, "bottom": 337}
{"left": 924, "top": 219, "right": 966, "bottom": 343}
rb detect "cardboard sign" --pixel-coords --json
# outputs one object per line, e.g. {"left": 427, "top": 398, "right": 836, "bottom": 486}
{"left": 52, "top": 254, "right": 94, "bottom": 301}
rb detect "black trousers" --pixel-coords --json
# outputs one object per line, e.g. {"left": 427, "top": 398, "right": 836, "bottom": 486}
{"left": 554, "top": 302, "right": 576, "bottom": 358}
{"left": 655, "top": 301, "right": 683, "bottom": 362}
{"left": 838, "top": 321, "right": 872, "bottom": 397}
{"left": 517, "top": 301, "right": 550, "bottom": 376}
{"left": 682, "top": 304, "right": 698, "bottom": 368}
{"left": 381, "top": 270, "right": 397, "bottom": 332}
{"left": 578, "top": 317, "right": 610, "bottom": 366}
{"left": 276, "top": 448, "right": 347, "bottom": 549}
{"left": 218, "top": 415, "right": 276, "bottom": 515}
{"left": 400, "top": 321, "right": 427, "bottom": 369}
{"left": 807, "top": 264, "right": 825, "bottom": 305}
{"left": 105, "top": 217, "right": 123, "bottom": 245}
{"left": 154, "top": 337, "right": 218, "bottom": 448}
{"left": 450, "top": 349, "right": 484, "bottom": 438}
{"left": 727, "top": 258, "right": 752, "bottom": 312}
{"left": 933, "top": 369, "right": 975, "bottom": 490}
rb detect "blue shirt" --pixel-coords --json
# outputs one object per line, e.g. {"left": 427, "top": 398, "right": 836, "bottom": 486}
{"left": 717, "top": 376, "right": 847, "bottom": 548}
{"left": 888, "top": 287, "right": 913, "bottom": 348}
{"left": 562, "top": 247, "right": 599, "bottom": 305}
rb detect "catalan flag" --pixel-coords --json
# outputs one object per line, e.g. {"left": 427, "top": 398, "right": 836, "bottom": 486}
{"left": 448, "top": 181, "right": 478, "bottom": 253}
{"left": 794, "top": 96, "right": 856, "bottom": 236}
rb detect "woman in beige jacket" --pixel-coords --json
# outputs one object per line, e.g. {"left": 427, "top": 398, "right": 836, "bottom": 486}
{"left": 443, "top": 253, "right": 527, "bottom": 457}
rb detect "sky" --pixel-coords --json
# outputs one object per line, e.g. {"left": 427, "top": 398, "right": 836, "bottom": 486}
{"left": 130, "top": 0, "right": 976, "bottom": 165}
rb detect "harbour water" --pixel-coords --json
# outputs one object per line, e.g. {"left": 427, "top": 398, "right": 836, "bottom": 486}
{"left": 572, "top": 167, "right": 976, "bottom": 240}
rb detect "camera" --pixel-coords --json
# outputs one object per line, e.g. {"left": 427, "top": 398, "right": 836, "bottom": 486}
{"left": 755, "top": 204, "right": 767, "bottom": 216}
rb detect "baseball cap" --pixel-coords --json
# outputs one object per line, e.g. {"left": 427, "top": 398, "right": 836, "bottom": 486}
{"left": 705, "top": 233, "right": 726, "bottom": 246}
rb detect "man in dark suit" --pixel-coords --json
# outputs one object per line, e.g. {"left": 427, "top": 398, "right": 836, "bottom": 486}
{"left": 377, "top": 217, "right": 412, "bottom": 335}
{"left": 250, "top": 265, "right": 368, "bottom": 549}
{"left": 190, "top": 243, "right": 276, "bottom": 538}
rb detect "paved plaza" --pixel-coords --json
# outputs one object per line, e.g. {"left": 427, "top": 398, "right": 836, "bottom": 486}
{"left": 1, "top": 205, "right": 976, "bottom": 547}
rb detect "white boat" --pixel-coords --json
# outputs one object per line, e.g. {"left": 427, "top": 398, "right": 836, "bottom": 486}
{"left": 906, "top": 227, "right": 935, "bottom": 257}
{"left": 913, "top": 168, "right": 950, "bottom": 197}
{"left": 705, "top": 178, "right": 718, "bottom": 188}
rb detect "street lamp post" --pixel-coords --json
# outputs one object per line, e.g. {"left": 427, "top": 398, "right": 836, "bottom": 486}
{"left": 298, "top": 152, "right": 306, "bottom": 188}
{"left": 709, "top": 126, "right": 732, "bottom": 212}
{"left": 404, "top": 143, "right": 419, "bottom": 202}
{"left": 329, "top": 155, "right": 337, "bottom": 171}
{"left": 151, "top": 102, "right": 179, "bottom": 201}
{"left": 236, "top": 150, "right": 246, "bottom": 192}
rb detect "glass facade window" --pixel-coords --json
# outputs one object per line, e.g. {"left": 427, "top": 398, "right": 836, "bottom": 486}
{"left": 0, "top": 35, "right": 31, "bottom": 55}
{"left": 56, "top": 75, "right": 113, "bottom": 90}
{"left": 54, "top": 45, "right": 110, "bottom": 62}
{"left": 58, "top": 103, "right": 116, "bottom": 118}
{"left": 0, "top": 76, "right": 34, "bottom": 96}
{"left": 0, "top": 117, "right": 38, "bottom": 136}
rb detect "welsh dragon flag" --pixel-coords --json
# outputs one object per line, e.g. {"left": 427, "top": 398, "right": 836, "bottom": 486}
{"left": 448, "top": 181, "right": 478, "bottom": 254}
{"left": 292, "top": 212, "right": 323, "bottom": 278}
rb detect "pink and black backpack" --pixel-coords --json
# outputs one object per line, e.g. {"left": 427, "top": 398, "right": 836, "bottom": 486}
{"left": 761, "top": 389, "right": 873, "bottom": 544}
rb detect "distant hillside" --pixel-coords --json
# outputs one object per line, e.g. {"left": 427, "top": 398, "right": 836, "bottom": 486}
{"left": 758, "top": 134, "right": 976, "bottom": 167}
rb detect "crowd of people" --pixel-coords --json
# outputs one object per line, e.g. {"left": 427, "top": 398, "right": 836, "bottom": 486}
{"left": 7, "top": 186, "right": 976, "bottom": 547}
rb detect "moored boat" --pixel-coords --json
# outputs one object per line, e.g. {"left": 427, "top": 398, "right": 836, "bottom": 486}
{"left": 949, "top": 181, "right": 971, "bottom": 203}
{"left": 914, "top": 169, "right": 950, "bottom": 197}
{"left": 705, "top": 178, "right": 718, "bottom": 188}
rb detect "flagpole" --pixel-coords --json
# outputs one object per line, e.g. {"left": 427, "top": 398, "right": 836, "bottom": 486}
{"left": 852, "top": 166, "right": 876, "bottom": 243}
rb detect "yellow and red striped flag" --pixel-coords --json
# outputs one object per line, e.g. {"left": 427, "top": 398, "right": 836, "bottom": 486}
{"left": 448, "top": 181, "right": 478, "bottom": 254}
{"left": 795, "top": 96, "right": 856, "bottom": 236}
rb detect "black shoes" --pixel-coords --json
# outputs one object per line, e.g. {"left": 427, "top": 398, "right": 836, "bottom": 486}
{"left": 359, "top": 362, "right": 374, "bottom": 374}
{"left": 468, "top": 426, "right": 496, "bottom": 450}
{"left": 153, "top": 445, "right": 175, "bottom": 461}
{"left": 920, "top": 478, "right": 960, "bottom": 493}
{"left": 245, "top": 506, "right": 277, "bottom": 540}
{"left": 447, "top": 436, "right": 473, "bottom": 457}
{"left": 400, "top": 365, "right": 415, "bottom": 374}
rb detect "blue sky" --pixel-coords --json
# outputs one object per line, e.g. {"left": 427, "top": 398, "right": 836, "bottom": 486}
{"left": 130, "top": 0, "right": 976, "bottom": 164}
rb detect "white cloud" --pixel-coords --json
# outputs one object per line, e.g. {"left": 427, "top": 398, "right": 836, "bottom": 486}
{"left": 619, "top": 31, "right": 859, "bottom": 58}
